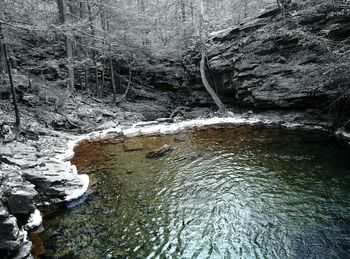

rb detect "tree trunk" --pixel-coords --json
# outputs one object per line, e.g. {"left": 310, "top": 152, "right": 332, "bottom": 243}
{"left": 109, "top": 58, "right": 117, "bottom": 104}
{"left": 87, "top": 1, "right": 95, "bottom": 40}
{"left": 181, "top": 0, "right": 189, "bottom": 50}
{"left": 181, "top": 0, "right": 186, "bottom": 22}
{"left": 79, "top": 1, "right": 87, "bottom": 19}
{"left": 122, "top": 71, "right": 133, "bottom": 102}
{"left": 0, "top": 23, "right": 20, "bottom": 129}
{"left": 190, "top": 0, "right": 194, "bottom": 28}
{"left": 87, "top": 0, "right": 98, "bottom": 95}
{"left": 84, "top": 66, "right": 89, "bottom": 93}
{"left": 78, "top": 69, "right": 83, "bottom": 90}
{"left": 57, "top": 0, "right": 74, "bottom": 94}
{"left": 101, "top": 60, "right": 105, "bottom": 98}
{"left": 66, "top": 36, "right": 74, "bottom": 93}
{"left": 0, "top": 43, "right": 5, "bottom": 74}
{"left": 199, "top": 0, "right": 225, "bottom": 110}
{"left": 243, "top": 0, "right": 248, "bottom": 19}
{"left": 95, "top": 66, "right": 99, "bottom": 96}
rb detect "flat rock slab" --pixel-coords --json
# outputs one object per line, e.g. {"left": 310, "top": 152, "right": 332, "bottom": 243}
{"left": 23, "top": 161, "right": 84, "bottom": 202}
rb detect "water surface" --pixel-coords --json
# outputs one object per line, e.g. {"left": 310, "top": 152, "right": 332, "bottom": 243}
{"left": 39, "top": 126, "right": 350, "bottom": 258}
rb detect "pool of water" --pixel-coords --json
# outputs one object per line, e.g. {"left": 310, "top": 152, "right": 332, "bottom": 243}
{"left": 38, "top": 125, "right": 350, "bottom": 258}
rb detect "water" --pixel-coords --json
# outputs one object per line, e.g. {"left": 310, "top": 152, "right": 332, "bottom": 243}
{"left": 38, "top": 125, "right": 350, "bottom": 258}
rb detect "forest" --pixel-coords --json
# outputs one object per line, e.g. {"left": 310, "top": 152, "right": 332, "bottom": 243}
{"left": 1, "top": 0, "right": 271, "bottom": 113}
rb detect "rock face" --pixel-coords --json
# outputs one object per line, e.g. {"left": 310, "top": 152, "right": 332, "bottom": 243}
{"left": 0, "top": 132, "right": 88, "bottom": 258}
{"left": 185, "top": 2, "right": 350, "bottom": 110}
{"left": 0, "top": 200, "right": 33, "bottom": 259}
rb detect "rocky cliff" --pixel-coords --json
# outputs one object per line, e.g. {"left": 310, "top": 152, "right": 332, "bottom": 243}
{"left": 185, "top": 1, "right": 350, "bottom": 111}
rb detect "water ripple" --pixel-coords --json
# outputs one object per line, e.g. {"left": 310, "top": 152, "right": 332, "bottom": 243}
{"left": 41, "top": 127, "right": 350, "bottom": 258}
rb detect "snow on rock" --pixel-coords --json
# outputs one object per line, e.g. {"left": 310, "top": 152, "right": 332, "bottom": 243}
{"left": 25, "top": 209, "right": 42, "bottom": 231}
{"left": 64, "top": 174, "right": 90, "bottom": 203}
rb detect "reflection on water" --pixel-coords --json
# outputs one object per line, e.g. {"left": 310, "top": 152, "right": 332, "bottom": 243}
{"left": 38, "top": 126, "right": 350, "bottom": 258}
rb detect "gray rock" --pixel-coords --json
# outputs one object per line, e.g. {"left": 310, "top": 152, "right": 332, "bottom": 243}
{"left": 119, "top": 101, "right": 171, "bottom": 120}
{"left": 0, "top": 203, "right": 9, "bottom": 221}
{"left": 96, "top": 121, "right": 118, "bottom": 130}
{"left": 13, "top": 241, "right": 33, "bottom": 259}
{"left": 0, "top": 216, "right": 19, "bottom": 245}
{"left": 7, "top": 188, "right": 37, "bottom": 215}
{"left": 23, "top": 160, "right": 84, "bottom": 202}
{"left": 0, "top": 240, "right": 21, "bottom": 252}
{"left": 0, "top": 146, "right": 13, "bottom": 157}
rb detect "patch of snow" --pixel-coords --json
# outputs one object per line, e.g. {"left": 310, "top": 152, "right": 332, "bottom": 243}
{"left": 19, "top": 229, "right": 28, "bottom": 241}
{"left": 281, "top": 122, "right": 303, "bottom": 128}
{"left": 336, "top": 129, "right": 350, "bottom": 138}
{"left": 56, "top": 136, "right": 86, "bottom": 161}
{"left": 25, "top": 209, "right": 42, "bottom": 231}
{"left": 335, "top": 129, "right": 350, "bottom": 144}
{"left": 64, "top": 174, "right": 90, "bottom": 202}
{"left": 121, "top": 116, "right": 262, "bottom": 137}
{"left": 66, "top": 191, "right": 91, "bottom": 209}
{"left": 134, "top": 121, "right": 159, "bottom": 127}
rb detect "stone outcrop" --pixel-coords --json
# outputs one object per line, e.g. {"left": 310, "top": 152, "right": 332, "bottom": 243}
{"left": 185, "top": 2, "right": 350, "bottom": 110}
{"left": 0, "top": 129, "right": 88, "bottom": 258}
{"left": 0, "top": 168, "right": 35, "bottom": 259}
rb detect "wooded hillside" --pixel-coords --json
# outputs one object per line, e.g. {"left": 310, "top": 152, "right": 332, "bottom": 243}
{"left": 0, "top": 0, "right": 272, "bottom": 100}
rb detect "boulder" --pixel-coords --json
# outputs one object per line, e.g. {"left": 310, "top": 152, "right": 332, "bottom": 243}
{"left": 6, "top": 188, "right": 37, "bottom": 215}
{"left": 0, "top": 216, "right": 20, "bottom": 251}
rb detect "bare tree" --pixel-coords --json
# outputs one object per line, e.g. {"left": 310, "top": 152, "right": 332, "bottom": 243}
{"left": 199, "top": 0, "right": 225, "bottom": 110}
{"left": 57, "top": 0, "right": 75, "bottom": 94}
{"left": 0, "top": 22, "right": 20, "bottom": 130}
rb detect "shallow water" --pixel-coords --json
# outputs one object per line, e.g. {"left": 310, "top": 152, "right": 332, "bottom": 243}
{"left": 39, "top": 126, "right": 350, "bottom": 258}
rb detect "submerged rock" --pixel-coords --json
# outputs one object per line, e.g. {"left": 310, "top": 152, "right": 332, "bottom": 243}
{"left": 146, "top": 144, "right": 175, "bottom": 159}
